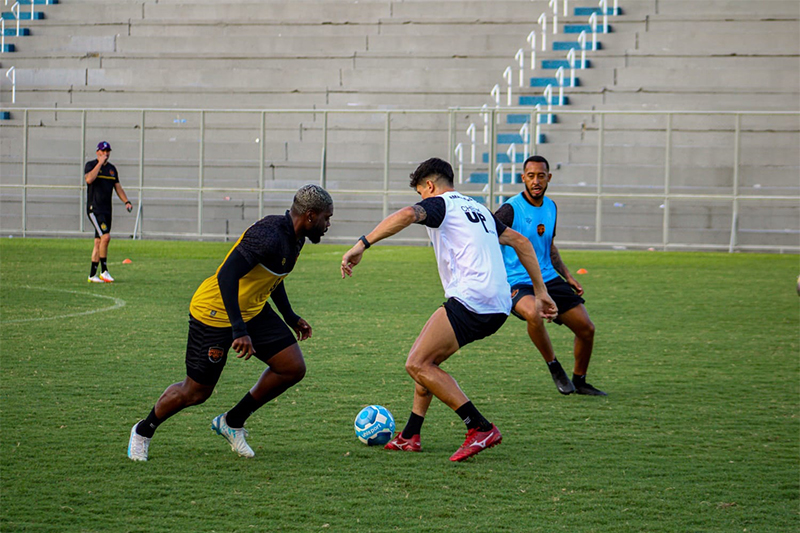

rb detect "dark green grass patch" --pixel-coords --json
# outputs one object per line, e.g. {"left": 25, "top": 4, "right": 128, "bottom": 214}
{"left": 1, "top": 238, "right": 798, "bottom": 532}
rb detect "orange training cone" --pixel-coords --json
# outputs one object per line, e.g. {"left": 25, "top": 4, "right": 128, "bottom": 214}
{"left": 122, "top": 258, "right": 132, "bottom": 264}
{"left": 576, "top": 268, "right": 588, "bottom": 275}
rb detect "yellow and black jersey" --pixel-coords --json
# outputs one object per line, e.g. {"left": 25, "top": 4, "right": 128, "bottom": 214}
{"left": 84, "top": 160, "right": 119, "bottom": 214}
{"left": 189, "top": 211, "right": 304, "bottom": 328}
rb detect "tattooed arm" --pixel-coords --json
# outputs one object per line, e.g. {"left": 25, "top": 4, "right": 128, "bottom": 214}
{"left": 551, "top": 243, "right": 583, "bottom": 296}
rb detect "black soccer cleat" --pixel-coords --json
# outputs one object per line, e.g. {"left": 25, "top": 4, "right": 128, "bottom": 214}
{"left": 574, "top": 381, "right": 607, "bottom": 396}
{"left": 547, "top": 360, "right": 575, "bottom": 395}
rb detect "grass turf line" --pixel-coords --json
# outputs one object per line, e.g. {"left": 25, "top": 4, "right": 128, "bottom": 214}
{"left": 0, "top": 238, "right": 798, "bottom": 532}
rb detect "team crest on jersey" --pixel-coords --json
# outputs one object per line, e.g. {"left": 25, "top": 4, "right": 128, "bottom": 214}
{"left": 537, "top": 224, "right": 545, "bottom": 236}
{"left": 110, "top": 170, "right": 116, "bottom": 176}
{"left": 100, "top": 222, "right": 107, "bottom": 231}
{"left": 208, "top": 346, "right": 224, "bottom": 363}
{"left": 526, "top": 217, "right": 533, "bottom": 225}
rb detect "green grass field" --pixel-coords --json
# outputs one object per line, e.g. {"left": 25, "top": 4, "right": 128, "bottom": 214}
{"left": 1, "top": 238, "right": 798, "bottom": 532}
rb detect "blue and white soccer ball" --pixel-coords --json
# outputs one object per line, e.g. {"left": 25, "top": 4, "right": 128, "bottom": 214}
{"left": 354, "top": 405, "right": 395, "bottom": 446}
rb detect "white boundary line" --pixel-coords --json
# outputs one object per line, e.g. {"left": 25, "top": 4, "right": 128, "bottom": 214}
{"left": 1, "top": 285, "right": 127, "bottom": 324}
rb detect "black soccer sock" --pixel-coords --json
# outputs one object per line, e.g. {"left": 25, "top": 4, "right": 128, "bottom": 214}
{"left": 99, "top": 257, "right": 108, "bottom": 273}
{"left": 136, "top": 408, "right": 163, "bottom": 439}
{"left": 573, "top": 374, "right": 586, "bottom": 386}
{"left": 455, "top": 401, "right": 492, "bottom": 432}
{"left": 225, "top": 392, "right": 262, "bottom": 429}
{"left": 401, "top": 412, "right": 425, "bottom": 439}
{"left": 90, "top": 261, "right": 99, "bottom": 277}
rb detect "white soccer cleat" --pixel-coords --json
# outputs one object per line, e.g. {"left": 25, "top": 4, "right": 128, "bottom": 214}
{"left": 88, "top": 275, "right": 104, "bottom": 283}
{"left": 99, "top": 271, "right": 115, "bottom": 283}
{"left": 211, "top": 413, "right": 255, "bottom": 458}
{"left": 127, "top": 422, "right": 151, "bottom": 462}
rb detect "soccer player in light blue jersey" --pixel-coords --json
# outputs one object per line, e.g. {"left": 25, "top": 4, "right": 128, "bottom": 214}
{"left": 495, "top": 156, "right": 606, "bottom": 396}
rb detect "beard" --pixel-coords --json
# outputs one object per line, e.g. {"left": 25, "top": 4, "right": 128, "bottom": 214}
{"left": 307, "top": 229, "right": 324, "bottom": 244}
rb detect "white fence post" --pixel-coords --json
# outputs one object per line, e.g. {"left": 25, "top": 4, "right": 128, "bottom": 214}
{"left": 12, "top": 2, "right": 20, "bottom": 37}
{"left": 599, "top": 0, "right": 609, "bottom": 32}
{"left": 589, "top": 13, "right": 598, "bottom": 51}
{"left": 538, "top": 13, "right": 547, "bottom": 51}
{"left": 555, "top": 66, "right": 565, "bottom": 105}
{"left": 6, "top": 66, "right": 15, "bottom": 103}
{"left": 567, "top": 48, "right": 577, "bottom": 86}
{"left": 563, "top": 0, "right": 569, "bottom": 16}
{"left": 578, "top": 31, "right": 588, "bottom": 67}
{"left": 550, "top": 0, "right": 558, "bottom": 35}
{"left": 515, "top": 48, "right": 525, "bottom": 88}
{"left": 491, "top": 84, "right": 500, "bottom": 123}
{"left": 520, "top": 122, "right": 530, "bottom": 160}
{"left": 503, "top": 66, "right": 513, "bottom": 106}
{"left": 454, "top": 143, "right": 464, "bottom": 184}
{"left": 481, "top": 104, "right": 489, "bottom": 144}
{"left": 544, "top": 84, "right": 553, "bottom": 114}
{"left": 507, "top": 144, "right": 517, "bottom": 185}
{"left": 527, "top": 31, "right": 537, "bottom": 71}
{"left": 466, "top": 123, "right": 476, "bottom": 164}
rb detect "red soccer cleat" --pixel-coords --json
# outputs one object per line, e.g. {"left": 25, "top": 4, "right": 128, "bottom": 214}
{"left": 449, "top": 424, "right": 502, "bottom": 462}
{"left": 384, "top": 433, "right": 421, "bottom": 452}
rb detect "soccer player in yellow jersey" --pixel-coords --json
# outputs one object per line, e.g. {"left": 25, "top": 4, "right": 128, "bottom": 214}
{"left": 127, "top": 185, "right": 333, "bottom": 461}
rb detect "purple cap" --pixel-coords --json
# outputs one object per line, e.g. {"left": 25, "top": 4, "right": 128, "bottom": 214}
{"left": 97, "top": 141, "right": 112, "bottom": 151}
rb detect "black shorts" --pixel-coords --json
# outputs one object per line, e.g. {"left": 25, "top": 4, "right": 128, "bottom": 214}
{"left": 88, "top": 211, "right": 112, "bottom": 238}
{"left": 185, "top": 304, "right": 297, "bottom": 386}
{"left": 442, "top": 297, "right": 508, "bottom": 348}
{"left": 510, "top": 277, "right": 585, "bottom": 325}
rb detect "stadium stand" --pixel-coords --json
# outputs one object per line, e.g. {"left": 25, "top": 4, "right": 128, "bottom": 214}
{"left": 0, "top": 0, "right": 798, "bottom": 250}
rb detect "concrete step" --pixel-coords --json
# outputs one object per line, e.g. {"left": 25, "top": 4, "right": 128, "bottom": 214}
{"left": 574, "top": 7, "right": 621, "bottom": 16}
{"left": 650, "top": 0, "right": 800, "bottom": 16}
{"left": 542, "top": 59, "right": 591, "bottom": 69}
{"left": 564, "top": 24, "right": 611, "bottom": 34}
{"left": 568, "top": 143, "right": 798, "bottom": 166}
{"left": 531, "top": 77, "right": 581, "bottom": 87}
{"left": 2, "top": 28, "right": 31, "bottom": 36}
{"left": 553, "top": 41, "right": 601, "bottom": 51}
{"left": 632, "top": 30, "right": 799, "bottom": 55}
{"left": 1, "top": 12, "right": 45, "bottom": 20}
{"left": 615, "top": 67, "right": 800, "bottom": 92}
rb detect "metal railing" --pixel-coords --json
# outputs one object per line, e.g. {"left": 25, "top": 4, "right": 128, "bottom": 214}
{"left": 0, "top": 106, "right": 798, "bottom": 252}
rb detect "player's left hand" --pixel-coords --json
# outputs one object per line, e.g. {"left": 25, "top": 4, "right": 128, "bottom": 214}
{"left": 536, "top": 292, "right": 559, "bottom": 322}
{"left": 341, "top": 246, "right": 364, "bottom": 278}
{"left": 125, "top": 201, "right": 133, "bottom": 213}
{"left": 293, "top": 318, "right": 312, "bottom": 341}
{"left": 232, "top": 334, "right": 256, "bottom": 360}
{"left": 567, "top": 276, "right": 583, "bottom": 296}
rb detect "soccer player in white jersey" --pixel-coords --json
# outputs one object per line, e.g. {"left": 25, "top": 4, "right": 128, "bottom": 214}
{"left": 495, "top": 155, "right": 606, "bottom": 396}
{"left": 341, "top": 158, "right": 557, "bottom": 462}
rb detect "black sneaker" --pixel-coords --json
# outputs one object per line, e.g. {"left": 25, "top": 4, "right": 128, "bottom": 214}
{"left": 574, "top": 381, "right": 607, "bottom": 396}
{"left": 547, "top": 360, "right": 575, "bottom": 395}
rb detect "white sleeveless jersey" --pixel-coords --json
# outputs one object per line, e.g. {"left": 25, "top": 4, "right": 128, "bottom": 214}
{"left": 425, "top": 191, "right": 512, "bottom": 315}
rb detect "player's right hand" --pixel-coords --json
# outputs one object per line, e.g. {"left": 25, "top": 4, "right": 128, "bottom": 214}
{"left": 536, "top": 292, "right": 558, "bottom": 322}
{"left": 341, "top": 246, "right": 363, "bottom": 278}
{"left": 98, "top": 153, "right": 108, "bottom": 164}
{"left": 232, "top": 334, "right": 256, "bottom": 360}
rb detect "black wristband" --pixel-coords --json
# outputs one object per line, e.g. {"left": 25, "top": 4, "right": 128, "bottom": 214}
{"left": 359, "top": 235, "right": 371, "bottom": 249}
{"left": 125, "top": 201, "right": 131, "bottom": 205}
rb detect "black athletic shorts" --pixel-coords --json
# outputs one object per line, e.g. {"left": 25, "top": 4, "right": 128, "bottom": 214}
{"left": 510, "top": 276, "right": 585, "bottom": 325}
{"left": 88, "top": 211, "right": 112, "bottom": 238}
{"left": 442, "top": 297, "right": 508, "bottom": 348}
{"left": 185, "top": 303, "right": 297, "bottom": 386}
